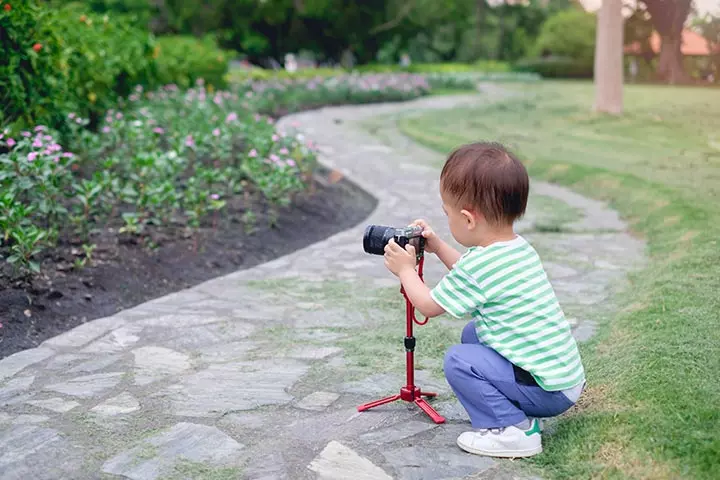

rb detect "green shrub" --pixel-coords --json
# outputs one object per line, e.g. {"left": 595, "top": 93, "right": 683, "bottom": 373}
{"left": 513, "top": 56, "right": 593, "bottom": 79}
{"left": 154, "top": 35, "right": 229, "bottom": 89}
{"left": 356, "top": 62, "right": 511, "bottom": 74}
{"left": 0, "top": 2, "right": 156, "bottom": 133}
{"left": 532, "top": 9, "right": 596, "bottom": 65}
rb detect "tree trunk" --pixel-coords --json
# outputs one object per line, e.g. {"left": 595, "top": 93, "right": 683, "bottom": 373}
{"left": 657, "top": 35, "right": 690, "bottom": 84}
{"left": 594, "top": 0, "right": 624, "bottom": 115}
{"left": 641, "top": 0, "right": 693, "bottom": 83}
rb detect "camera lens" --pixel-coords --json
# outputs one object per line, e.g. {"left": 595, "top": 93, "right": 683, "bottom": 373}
{"left": 363, "top": 225, "right": 395, "bottom": 255}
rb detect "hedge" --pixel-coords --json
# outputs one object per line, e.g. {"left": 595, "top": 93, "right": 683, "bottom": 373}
{"left": 0, "top": 2, "right": 230, "bottom": 135}
{"left": 0, "top": 2, "right": 156, "bottom": 133}
{"left": 513, "top": 56, "right": 593, "bottom": 79}
{"left": 154, "top": 35, "right": 229, "bottom": 90}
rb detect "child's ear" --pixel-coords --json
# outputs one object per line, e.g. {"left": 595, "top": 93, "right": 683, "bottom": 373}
{"left": 460, "top": 209, "right": 480, "bottom": 229}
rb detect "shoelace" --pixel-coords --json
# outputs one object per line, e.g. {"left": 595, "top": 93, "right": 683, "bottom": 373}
{"left": 476, "top": 427, "right": 506, "bottom": 435}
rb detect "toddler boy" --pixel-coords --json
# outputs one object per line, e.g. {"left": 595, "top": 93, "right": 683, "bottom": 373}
{"left": 383, "top": 142, "right": 585, "bottom": 458}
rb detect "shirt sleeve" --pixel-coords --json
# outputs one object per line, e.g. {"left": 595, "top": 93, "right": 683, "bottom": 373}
{"left": 430, "top": 264, "right": 486, "bottom": 319}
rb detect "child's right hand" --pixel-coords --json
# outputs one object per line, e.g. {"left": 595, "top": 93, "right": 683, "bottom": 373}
{"left": 411, "top": 219, "right": 441, "bottom": 254}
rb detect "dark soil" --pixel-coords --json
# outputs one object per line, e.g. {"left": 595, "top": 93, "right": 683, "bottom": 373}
{"left": 0, "top": 168, "right": 376, "bottom": 358}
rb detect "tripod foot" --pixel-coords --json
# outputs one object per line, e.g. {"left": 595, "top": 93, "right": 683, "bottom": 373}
{"left": 357, "top": 394, "right": 401, "bottom": 412}
{"left": 415, "top": 398, "right": 446, "bottom": 424}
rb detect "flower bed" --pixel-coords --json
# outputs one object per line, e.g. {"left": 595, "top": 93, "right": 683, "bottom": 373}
{"left": 1, "top": 83, "right": 316, "bottom": 276}
{"left": 236, "top": 73, "right": 433, "bottom": 116}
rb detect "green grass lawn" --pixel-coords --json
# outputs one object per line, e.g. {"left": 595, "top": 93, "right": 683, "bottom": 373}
{"left": 397, "top": 81, "right": 720, "bottom": 479}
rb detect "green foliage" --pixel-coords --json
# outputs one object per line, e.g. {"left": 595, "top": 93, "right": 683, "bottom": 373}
{"left": 0, "top": 1, "right": 156, "bottom": 133}
{"left": 154, "top": 35, "right": 229, "bottom": 89}
{"left": 532, "top": 9, "right": 596, "bottom": 65}
{"left": 513, "top": 56, "right": 593, "bottom": 78}
{"left": 693, "top": 14, "right": 720, "bottom": 82}
{"left": 357, "top": 62, "right": 511, "bottom": 74}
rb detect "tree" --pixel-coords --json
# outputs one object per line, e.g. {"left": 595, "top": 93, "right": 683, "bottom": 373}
{"left": 641, "top": 0, "right": 693, "bottom": 83}
{"left": 594, "top": 0, "right": 624, "bottom": 114}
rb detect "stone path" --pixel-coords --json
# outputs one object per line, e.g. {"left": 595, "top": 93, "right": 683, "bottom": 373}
{"left": 0, "top": 94, "right": 645, "bottom": 480}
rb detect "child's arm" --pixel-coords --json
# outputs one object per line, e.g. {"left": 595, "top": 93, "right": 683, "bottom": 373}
{"left": 398, "top": 269, "right": 446, "bottom": 318}
{"left": 410, "top": 219, "right": 461, "bottom": 270}
{"left": 434, "top": 239, "right": 462, "bottom": 270}
{"left": 384, "top": 240, "right": 445, "bottom": 318}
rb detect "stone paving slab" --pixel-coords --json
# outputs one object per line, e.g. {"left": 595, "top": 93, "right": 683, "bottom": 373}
{"left": 0, "top": 93, "right": 645, "bottom": 479}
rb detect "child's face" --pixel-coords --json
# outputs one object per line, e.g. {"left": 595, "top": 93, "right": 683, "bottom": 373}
{"left": 440, "top": 188, "right": 482, "bottom": 248}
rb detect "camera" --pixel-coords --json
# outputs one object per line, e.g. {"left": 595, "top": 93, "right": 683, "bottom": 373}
{"left": 363, "top": 225, "right": 425, "bottom": 259}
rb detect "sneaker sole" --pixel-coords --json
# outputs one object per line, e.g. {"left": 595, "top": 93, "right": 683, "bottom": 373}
{"left": 456, "top": 439, "right": 542, "bottom": 458}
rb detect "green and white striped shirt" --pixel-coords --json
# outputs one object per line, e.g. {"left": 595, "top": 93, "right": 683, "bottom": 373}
{"left": 431, "top": 235, "right": 585, "bottom": 391}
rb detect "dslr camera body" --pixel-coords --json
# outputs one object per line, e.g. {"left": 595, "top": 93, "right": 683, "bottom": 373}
{"left": 363, "top": 225, "right": 425, "bottom": 261}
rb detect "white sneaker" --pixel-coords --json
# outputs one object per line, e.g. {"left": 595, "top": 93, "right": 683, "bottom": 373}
{"left": 456, "top": 418, "right": 542, "bottom": 458}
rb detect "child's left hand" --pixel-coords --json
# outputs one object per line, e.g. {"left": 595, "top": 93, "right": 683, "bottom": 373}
{"left": 384, "top": 239, "right": 417, "bottom": 277}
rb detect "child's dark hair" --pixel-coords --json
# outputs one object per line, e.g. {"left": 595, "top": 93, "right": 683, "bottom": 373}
{"left": 440, "top": 142, "right": 528, "bottom": 225}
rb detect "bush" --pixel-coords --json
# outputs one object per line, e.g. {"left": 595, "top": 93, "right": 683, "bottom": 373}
{"left": 513, "top": 56, "right": 593, "bottom": 79}
{"left": 532, "top": 9, "right": 596, "bottom": 65}
{"left": 154, "top": 35, "right": 229, "bottom": 90}
{"left": 0, "top": 2, "right": 156, "bottom": 134}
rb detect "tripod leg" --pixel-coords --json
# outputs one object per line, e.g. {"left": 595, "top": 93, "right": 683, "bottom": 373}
{"left": 357, "top": 394, "right": 402, "bottom": 412}
{"left": 415, "top": 398, "right": 446, "bottom": 424}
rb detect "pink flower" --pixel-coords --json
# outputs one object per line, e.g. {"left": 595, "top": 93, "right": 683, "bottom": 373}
{"left": 102, "top": 126, "right": 111, "bottom": 134}
{"left": 185, "top": 135, "right": 194, "bottom": 147}
{"left": 27, "top": 152, "right": 38, "bottom": 162}
{"left": 248, "top": 149, "right": 258, "bottom": 158}
{"left": 210, "top": 193, "right": 220, "bottom": 200}
{"left": 50, "top": 144, "right": 62, "bottom": 152}
{"left": 32, "top": 139, "right": 43, "bottom": 148}
{"left": 116, "top": 112, "right": 123, "bottom": 120}
{"left": 62, "top": 152, "right": 74, "bottom": 158}
{"left": 272, "top": 134, "right": 279, "bottom": 142}
{"left": 213, "top": 95, "right": 222, "bottom": 105}
{"left": 287, "top": 159, "right": 296, "bottom": 167}
{"left": 279, "top": 147, "right": 289, "bottom": 155}
{"left": 153, "top": 127, "right": 164, "bottom": 134}
{"left": 105, "top": 116, "right": 113, "bottom": 124}
{"left": 21, "top": 131, "right": 31, "bottom": 137}
{"left": 267, "top": 118, "right": 274, "bottom": 125}
{"left": 68, "top": 113, "right": 76, "bottom": 119}
{"left": 226, "top": 112, "right": 238, "bottom": 123}
{"left": 34, "top": 126, "right": 46, "bottom": 132}
{"left": 6, "top": 138, "right": 16, "bottom": 147}
{"left": 270, "top": 154, "right": 280, "bottom": 163}
{"left": 43, "top": 149, "right": 52, "bottom": 156}
{"left": 212, "top": 128, "right": 221, "bottom": 137}
{"left": 43, "top": 135, "right": 53, "bottom": 141}
{"left": 254, "top": 114, "right": 262, "bottom": 122}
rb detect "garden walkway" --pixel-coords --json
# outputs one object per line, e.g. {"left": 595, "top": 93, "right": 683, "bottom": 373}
{"left": 0, "top": 92, "right": 645, "bottom": 480}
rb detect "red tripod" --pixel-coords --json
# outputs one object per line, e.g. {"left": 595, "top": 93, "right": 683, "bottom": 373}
{"left": 357, "top": 255, "right": 446, "bottom": 424}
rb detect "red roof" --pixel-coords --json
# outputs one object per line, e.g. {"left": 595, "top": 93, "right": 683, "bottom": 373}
{"left": 624, "top": 30, "right": 719, "bottom": 56}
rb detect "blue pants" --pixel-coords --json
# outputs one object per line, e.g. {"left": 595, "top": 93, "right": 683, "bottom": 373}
{"left": 443, "top": 321, "right": 575, "bottom": 429}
